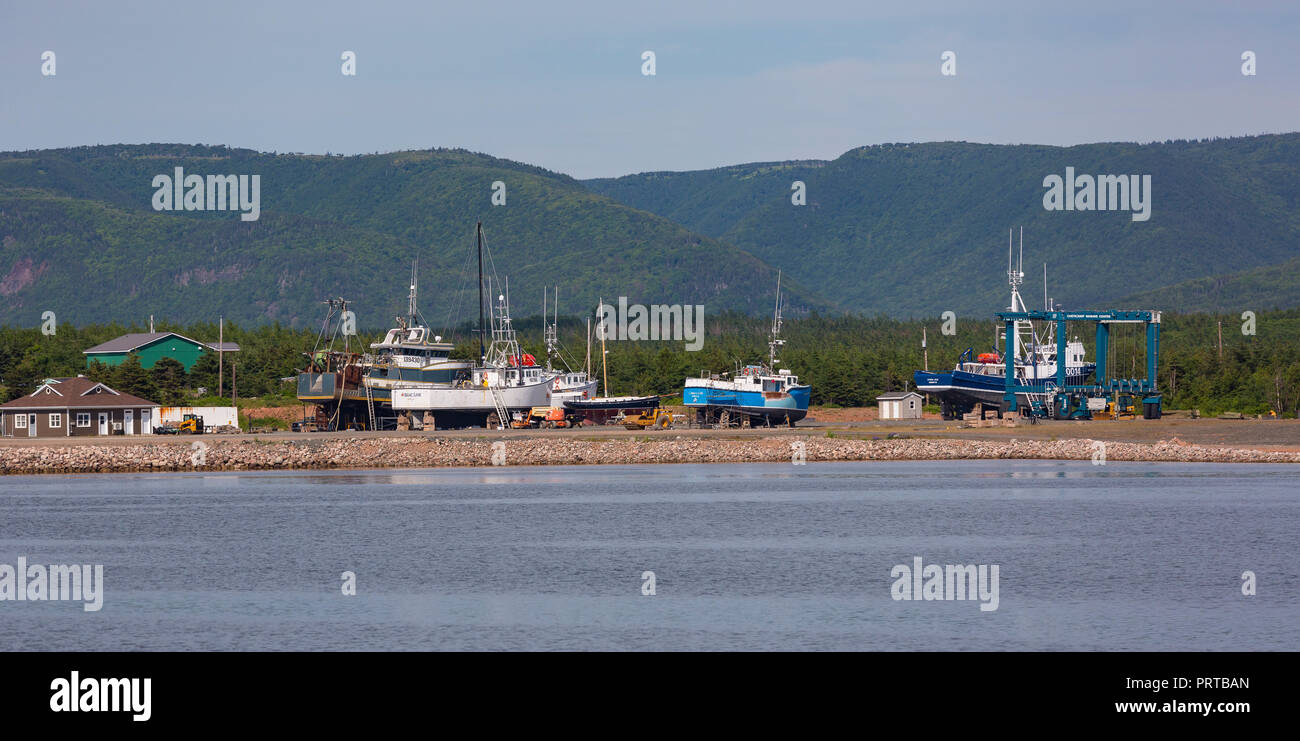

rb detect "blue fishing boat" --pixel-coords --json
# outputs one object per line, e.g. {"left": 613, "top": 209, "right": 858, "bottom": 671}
{"left": 682, "top": 273, "right": 811, "bottom": 427}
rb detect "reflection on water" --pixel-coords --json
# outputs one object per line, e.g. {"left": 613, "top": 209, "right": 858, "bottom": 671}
{"left": 1, "top": 461, "right": 1297, "bottom": 651}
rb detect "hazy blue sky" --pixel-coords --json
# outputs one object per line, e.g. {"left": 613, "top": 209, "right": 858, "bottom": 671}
{"left": 2, "top": 1, "right": 1296, "bottom": 178}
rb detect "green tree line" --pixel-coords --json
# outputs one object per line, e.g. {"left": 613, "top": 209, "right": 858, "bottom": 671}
{"left": 2, "top": 309, "right": 1297, "bottom": 416}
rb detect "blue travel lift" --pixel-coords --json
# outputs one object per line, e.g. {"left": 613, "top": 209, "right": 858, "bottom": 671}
{"left": 998, "top": 310, "right": 1163, "bottom": 420}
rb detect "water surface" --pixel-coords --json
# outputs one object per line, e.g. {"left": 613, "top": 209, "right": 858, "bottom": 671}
{"left": 1, "top": 461, "right": 1296, "bottom": 650}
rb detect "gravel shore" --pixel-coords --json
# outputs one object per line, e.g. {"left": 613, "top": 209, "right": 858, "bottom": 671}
{"left": 2, "top": 434, "right": 1297, "bottom": 475}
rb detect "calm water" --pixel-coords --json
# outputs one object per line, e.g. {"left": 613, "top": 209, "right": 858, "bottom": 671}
{"left": 0, "top": 461, "right": 1296, "bottom": 651}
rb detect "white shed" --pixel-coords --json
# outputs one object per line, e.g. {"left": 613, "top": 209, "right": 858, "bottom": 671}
{"left": 876, "top": 391, "right": 923, "bottom": 420}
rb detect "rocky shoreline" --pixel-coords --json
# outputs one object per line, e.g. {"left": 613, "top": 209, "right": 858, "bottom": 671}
{"left": 2, "top": 435, "right": 1297, "bottom": 475}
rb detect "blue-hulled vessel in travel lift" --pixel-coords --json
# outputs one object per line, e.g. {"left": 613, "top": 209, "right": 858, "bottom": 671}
{"left": 914, "top": 231, "right": 1096, "bottom": 420}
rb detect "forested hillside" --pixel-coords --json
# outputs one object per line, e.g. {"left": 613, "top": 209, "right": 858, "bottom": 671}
{"left": 0, "top": 145, "right": 826, "bottom": 329}
{"left": 587, "top": 134, "right": 1300, "bottom": 317}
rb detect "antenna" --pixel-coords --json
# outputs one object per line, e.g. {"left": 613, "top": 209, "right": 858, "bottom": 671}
{"left": 1044, "top": 263, "right": 1048, "bottom": 312}
{"left": 1018, "top": 226, "right": 1024, "bottom": 277}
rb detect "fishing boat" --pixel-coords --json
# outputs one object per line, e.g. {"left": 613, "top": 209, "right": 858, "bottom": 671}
{"left": 914, "top": 229, "right": 1096, "bottom": 419}
{"left": 681, "top": 273, "right": 811, "bottom": 427}
{"left": 296, "top": 262, "right": 474, "bottom": 431}
{"left": 390, "top": 223, "right": 556, "bottom": 429}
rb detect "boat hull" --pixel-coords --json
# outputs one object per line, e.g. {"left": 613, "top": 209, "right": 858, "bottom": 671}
{"left": 682, "top": 383, "right": 811, "bottom": 424}
{"left": 550, "top": 380, "right": 600, "bottom": 407}
{"left": 914, "top": 365, "right": 1097, "bottom": 415}
{"left": 390, "top": 381, "right": 553, "bottom": 428}
{"left": 563, "top": 395, "right": 660, "bottom": 411}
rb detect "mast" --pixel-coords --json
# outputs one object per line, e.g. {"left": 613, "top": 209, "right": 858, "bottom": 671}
{"left": 599, "top": 297, "right": 609, "bottom": 396}
{"left": 506, "top": 277, "right": 518, "bottom": 375}
{"left": 408, "top": 259, "right": 418, "bottom": 326}
{"left": 1043, "top": 262, "right": 1048, "bottom": 312}
{"left": 544, "top": 286, "right": 560, "bottom": 371}
{"left": 477, "top": 222, "right": 485, "bottom": 366}
{"left": 1007, "top": 228, "right": 1027, "bottom": 364}
{"left": 768, "top": 271, "right": 785, "bottom": 370}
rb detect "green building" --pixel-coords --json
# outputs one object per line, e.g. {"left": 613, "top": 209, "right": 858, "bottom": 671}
{"left": 83, "top": 332, "right": 239, "bottom": 371}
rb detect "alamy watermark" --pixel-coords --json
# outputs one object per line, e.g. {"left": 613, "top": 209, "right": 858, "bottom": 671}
{"left": 50, "top": 672, "right": 150, "bottom": 721}
{"left": 0, "top": 557, "right": 103, "bottom": 612}
{"left": 1043, "top": 167, "right": 1151, "bottom": 222}
{"left": 1091, "top": 440, "right": 1107, "bottom": 465}
{"left": 598, "top": 297, "right": 704, "bottom": 351}
{"left": 152, "top": 167, "right": 260, "bottom": 221}
{"left": 891, "top": 556, "right": 999, "bottom": 611}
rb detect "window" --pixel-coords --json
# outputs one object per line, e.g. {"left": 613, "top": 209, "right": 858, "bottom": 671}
{"left": 77, "top": 413, "right": 91, "bottom": 428}
{"left": 50, "top": 413, "right": 62, "bottom": 428}
{"left": 14, "top": 414, "right": 26, "bottom": 429}
{"left": 909, "top": 400, "right": 916, "bottom": 409}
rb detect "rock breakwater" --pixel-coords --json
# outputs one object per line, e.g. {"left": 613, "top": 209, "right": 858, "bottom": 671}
{"left": 1, "top": 435, "right": 1296, "bottom": 475}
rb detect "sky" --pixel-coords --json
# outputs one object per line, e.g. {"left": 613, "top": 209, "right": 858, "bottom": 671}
{"left": 1, "top": 0, "right": 1297, "bottom": 178}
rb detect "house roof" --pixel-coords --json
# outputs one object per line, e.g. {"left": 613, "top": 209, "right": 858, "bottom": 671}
{"left": 83, "top": 332, "right": 240, "bottom": 355}
{"left": 876, "top": 391, "right": 922, "bottom": 400}
{"left": 0, "top": 377, "right": 158, "bottom": 410}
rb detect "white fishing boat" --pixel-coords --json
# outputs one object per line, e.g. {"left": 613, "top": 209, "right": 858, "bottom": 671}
{"left": 391, "top": 223, "right": 558, "bottom": 429}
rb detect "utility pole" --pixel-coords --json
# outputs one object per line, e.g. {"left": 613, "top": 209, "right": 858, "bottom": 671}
{"left": 922, "top": 326, "right": 928, "bottom": 371}
{"left": 1217, "top": 320, "right": 1223, "bottom": 360}
{"left": 218, "top": 315, "right": 224, "bottom": 398}
{"left": 232, "top": 362, "right": 237, "bottom": 405}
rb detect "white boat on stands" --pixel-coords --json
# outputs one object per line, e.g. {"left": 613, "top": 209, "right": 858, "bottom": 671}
{"left": 391, "top": 223, "right": 557, "bottom": 429}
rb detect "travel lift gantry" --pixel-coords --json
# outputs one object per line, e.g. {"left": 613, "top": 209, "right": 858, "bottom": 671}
{"left": 998, "top": 309, "right": 1163, "bottom": 420}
